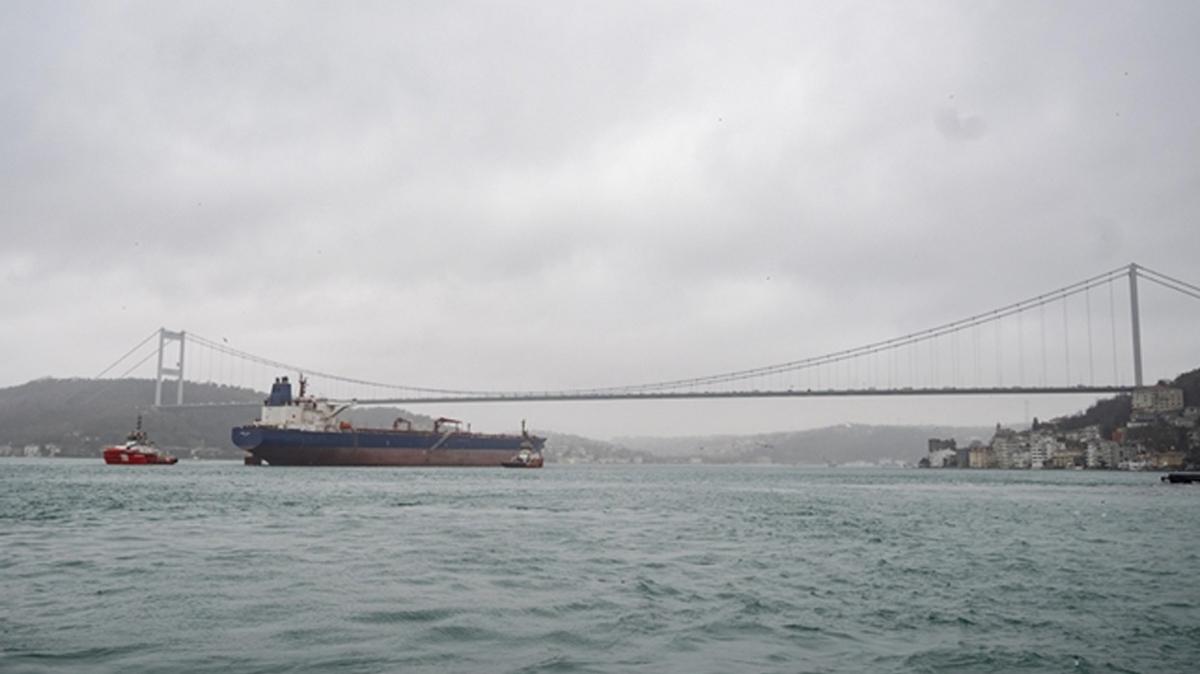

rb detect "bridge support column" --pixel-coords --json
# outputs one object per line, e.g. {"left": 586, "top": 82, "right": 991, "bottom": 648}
{"left": 1128, "top": 264, "right": 1143, "bottom": 387}
{"left": 154, "top": 328, "right": 187, "bottom": 406}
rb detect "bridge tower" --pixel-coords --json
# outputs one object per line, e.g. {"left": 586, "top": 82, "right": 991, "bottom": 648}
{"left": 1128, "top": 263, "right": 1144, "bottom": 387}
{"left": 155, "top": 328, "right": 186, "bottom": 406}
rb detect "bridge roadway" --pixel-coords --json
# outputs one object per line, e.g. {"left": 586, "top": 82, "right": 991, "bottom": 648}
{"left": 165, "top": 385, "right": 1133, "bottom": 408}
{"left": 356, "top": 385, "right": 1133, "bottom": 405}
{"left": 157, "top": 385, "right": 1134, "bottom": 408}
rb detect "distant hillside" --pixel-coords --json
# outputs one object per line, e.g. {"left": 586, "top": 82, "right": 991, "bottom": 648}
{"left": 0, "top": 379, "right": 257, "bottom": 457}
{"left": 1045, "top": 394, "right": 1132, "bottom": 436}
{"left": 617, "top": 424, "right": 993, "bottom": 465}
{"left": 537, "top": 430, "right": 655, "bottom": 464}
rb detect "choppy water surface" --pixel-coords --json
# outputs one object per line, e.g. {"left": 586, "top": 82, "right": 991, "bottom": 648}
{"left": 2, "top": 460, "right": 1197, "bottom": 673}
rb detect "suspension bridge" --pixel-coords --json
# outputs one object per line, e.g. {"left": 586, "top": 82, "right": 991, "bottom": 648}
{"left": 94, "top": 263, "right": 1199, "bottom": 408}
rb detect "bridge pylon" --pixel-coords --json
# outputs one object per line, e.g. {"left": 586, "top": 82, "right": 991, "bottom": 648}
{"left": 1128, "top": 263, "right": 1144, "bottom": 387}
{"left": 154, "top": 328, "right": 186, "bottom": 406}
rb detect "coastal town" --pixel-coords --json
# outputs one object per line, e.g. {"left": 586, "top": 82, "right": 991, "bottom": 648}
{"left": 923, "top": 375, "right": 1200, "bottom": 471}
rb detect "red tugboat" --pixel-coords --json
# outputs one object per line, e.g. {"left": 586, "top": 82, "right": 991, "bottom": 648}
{"left": 102, "top": 417, "right": 178, "bottom": 465}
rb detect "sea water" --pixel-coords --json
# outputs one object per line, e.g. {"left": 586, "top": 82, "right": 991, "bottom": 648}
{"left": 1, "top": 459, "right": 1197, "bottom": 673}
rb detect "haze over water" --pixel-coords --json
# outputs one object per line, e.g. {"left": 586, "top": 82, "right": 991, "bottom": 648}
{"left": 2, "top": 460, "right": 1197, "bottom": 673}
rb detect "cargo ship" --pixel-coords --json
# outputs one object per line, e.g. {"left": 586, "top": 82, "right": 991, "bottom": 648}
{"left": 231, "top": 377, "right": 544, "bottom": 467}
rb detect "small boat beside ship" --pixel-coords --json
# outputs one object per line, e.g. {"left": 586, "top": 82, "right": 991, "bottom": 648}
{"left": 102, "top": 417, "right": 178, "bottom": 465}
{"left": 232, "top": 377, "right": 545, "bottom": 467}
{"left": 501, "top": 438, "right": 544, "bottom": 469}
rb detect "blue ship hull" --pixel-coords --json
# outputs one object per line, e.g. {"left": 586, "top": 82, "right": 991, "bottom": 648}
{"left": 231, "top": 426, "right": 545, "bottom": 467}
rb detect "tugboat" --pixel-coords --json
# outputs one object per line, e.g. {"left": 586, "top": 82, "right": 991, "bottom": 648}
{"left": 102, "top": 416, "right": 178, "bottom": 465}
{"left": 501, "top": 424, "right": 544, "bottom": 469}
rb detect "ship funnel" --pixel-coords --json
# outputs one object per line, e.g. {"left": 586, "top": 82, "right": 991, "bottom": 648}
{"left": 266, "top": 377, "right": 294, "bottom": 406}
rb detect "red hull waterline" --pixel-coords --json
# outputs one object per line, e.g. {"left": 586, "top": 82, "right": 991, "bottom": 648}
{"left": 501, "top": 456, "right": 544, "bottom": 468}
{"left": 243, "top": 446, "right": 526, "bottom": 467}
{"left": 103, "top": 447, "right": 178, "bottom": 465}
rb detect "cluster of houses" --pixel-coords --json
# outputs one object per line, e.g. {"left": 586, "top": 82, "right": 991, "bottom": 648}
{"left": 0, "top": 443, "right": 64, "bottom": 458}
{"left": 923, "top": 383, "right": 1198, "bottom": 470}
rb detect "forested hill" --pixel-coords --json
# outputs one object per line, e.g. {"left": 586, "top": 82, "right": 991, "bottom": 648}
{"left": 0, "top": 378, "right": 433, "bottom": 459}
{"left": 0, "top": 379, "right": 261, "bottom": 457}
{"left": 1174, "top": 367, "right": 1200, "bottom": 407}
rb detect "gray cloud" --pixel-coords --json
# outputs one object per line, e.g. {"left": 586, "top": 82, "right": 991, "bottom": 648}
{"left": 935, "top": 107, "right": 986, "bottom": 141}
{"left": 2, "top": 1, "right": 1199, "bottom": 437}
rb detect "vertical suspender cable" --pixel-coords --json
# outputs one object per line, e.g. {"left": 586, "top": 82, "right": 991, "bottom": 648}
{"left": 1040, "top": 303, "right": 1048, "bottom": 386}
{"left": 1017, "top": 310, "right": 1024, "bottom": 386}
{"left": 1109, "top": 278, "right": 1119, "bottom": 385}
{"left": 952, "top": 330, "right": 959, "bottom": 387}
{"left": 930, "top": 335, "right": 936, "bottom": 387}
{"left": 1085, "top": 285, "right": 1095, "bottom": 386}
{"left": 995, "top": 316, "right": 1002, "bottom": 386}
{"left": 973, "top": 325, "right": 980, "bottom": 386}
{"left": 910, "top": 341, "right": 915, "bottom": 388}
{"left": 1063, "top": 297, "right": 1071, "bottom": 385}
{"left": 888, "top": 347, "right": 893, "bottom": 389}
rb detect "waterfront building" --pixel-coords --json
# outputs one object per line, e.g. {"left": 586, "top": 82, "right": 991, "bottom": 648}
{"left": 1114, "top": 444, "right": 1145, "bottom": 470}
{"left": 955, "top": 447, "right": 971, "bottom": 468}
{"left": 926, "top": 438, "right": 958, "bottom": 467}
{"left": 1086, "top": 439, "right": 1121, "bottom": 468}
{"left": 990, "top": 427, "right": 1030, "bottom": 469}
{"left": 1028, "top": 434, "right": 1064, "bottom": 469}
{"left": 1152, "top": 451, "right": 1187, "bottom": 469}
{"left": 1030, "top": 444, "right": 1046, "bottom": 469}
{"left": 1011, "top": 448, "right": 1032, "bottom": 469}
{"left": 1050, "top": 448, "right": 1084, "bottom": 469}
{"left": 968, "top": 445, "right": 992, "bottom": 468}
{"left": 927, "top": 447, "right": 957, "bottom": 468}
{"left": 1065, "top": 426, "right": 1103, "bottom": 444}
{"left": 1132, "top": 385, "right": 1184, "bottom": 417}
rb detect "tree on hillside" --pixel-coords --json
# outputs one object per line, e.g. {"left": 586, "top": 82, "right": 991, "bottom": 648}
{"left": 1050, "top": 395, "right": 1132, "bottom": 438}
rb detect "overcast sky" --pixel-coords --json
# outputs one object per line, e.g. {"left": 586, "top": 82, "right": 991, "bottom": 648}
{"left": 2, "top": 1, "right": 1198, "bottom": 438}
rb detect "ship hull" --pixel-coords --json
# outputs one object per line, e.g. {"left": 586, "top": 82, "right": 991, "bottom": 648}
{"left": 103, "top": 447, "right": 178, "bottom": 465}
{"left": 501, "top": 458, "right": 544, "bottom": 468}
{"left": 232, "top": 426, "right": 544, "bottom": 467}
